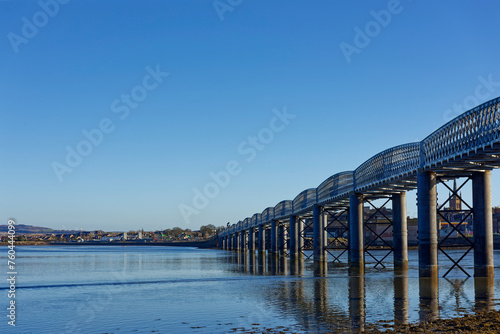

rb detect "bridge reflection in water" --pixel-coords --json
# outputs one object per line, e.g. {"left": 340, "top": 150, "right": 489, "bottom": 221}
{"left": 223, "top": 252, "right": 496, "bottom": 333}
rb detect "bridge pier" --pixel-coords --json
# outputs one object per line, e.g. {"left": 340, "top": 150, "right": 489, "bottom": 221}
{"left": 240, "top": 231, "right": 246, "bottom": 252}
{"left": 248, "top": 227, "right": 255, "bottom": 252}
{"left": 270, "top": 220, "right": 278, "bottom": 254}
{"left": 473, "top": 170, "right": 494, "bottom": 278}
{"left": 236, "top": 233, "right": 241, "bottom": 252}
{"left": 313, "top": 205, "right": 326, "bottom": 262}
{"left": 258, "top": 224, "right": 266, "bottom": 254}
{"left": 417, "top": 171, "right": 438, "bottom": 278}
{"left": 297, "top": 218, "right": 304, "bottom": 258}
{"left": 349, "top": 193, "right": 364, "bottom": 268}
{"left": 392, "top": 192, "right": 408, "bottom": 269}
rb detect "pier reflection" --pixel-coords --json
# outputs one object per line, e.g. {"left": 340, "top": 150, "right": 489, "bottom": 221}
{"left": 474, "top": 276, "right": 495, "bottom": 312}
{"left": 419, "top": 276, "right": 439, "bottom": 322}
{"left": 221, "top": 253, "right": 496, "bottom": 332}
{"left": 393, "top": 272, "right": 409, "bottom": 327}
{"left": 348, "top": 267, "right": 365, "bottom": 333}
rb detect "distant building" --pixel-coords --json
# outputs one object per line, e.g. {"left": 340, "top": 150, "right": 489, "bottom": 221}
{"left": 448, "top": 179, "right": 462, "bottom": 211}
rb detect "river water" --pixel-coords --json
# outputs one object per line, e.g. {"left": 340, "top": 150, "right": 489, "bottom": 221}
{"left": 1, "top": 245, "right": 499, "bottom": 333}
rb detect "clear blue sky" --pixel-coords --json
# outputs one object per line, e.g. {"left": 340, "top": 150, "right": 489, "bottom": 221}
{"left": 2, "top": 0, "right": 500, "bottom": 231}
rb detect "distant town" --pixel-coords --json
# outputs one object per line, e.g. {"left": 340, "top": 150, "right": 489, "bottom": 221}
{"left": 0, "top": 224, "right": 225, "bottom": 245}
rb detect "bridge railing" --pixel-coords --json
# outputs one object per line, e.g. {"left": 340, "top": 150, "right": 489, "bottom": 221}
{"left": 244, "top": 218, "right": 251, "bottom": 229}
{"left": 317, "top": 171, "right": 354, "bottom": 203}
{"left": 252, "top": 213, "right": 261, "bottom": 227}
{"left": 422, "top": 97, "right": 500, "bottom": 167}
{"left": 261, "top": 207, "right": 274, "bottom": 224}
{"left": 355, "top": 142, "right": 421, "bottom": 191}
{"left": 274, "top": 200, "right": 293, "bottom": 219}
{"left": 292, "top": 188, "right": 317, "bottom": 213}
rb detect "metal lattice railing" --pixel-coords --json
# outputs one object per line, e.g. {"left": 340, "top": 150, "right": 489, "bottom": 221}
{"left": 244, "top": 217, "right": 251, "bottom": 229}
{"left": 355, "top": 142, "right": 421, "bottom": 191}
{"left": 261, "top": 207, "right": 274, "bottom": 224}
{"left": 251, "top": 213, "right": 261, "bottom": 228}
{"left": 422, "top": 97, "right": 500, "bottom": 167}
{"left": 317, "top": 171, "right": 354, "bottom": 203}
{"left": 292, "top": 188, "right": 317, "bottom": 213}
{"left": 274, "top": 200, "right": 293, "bottom": 219}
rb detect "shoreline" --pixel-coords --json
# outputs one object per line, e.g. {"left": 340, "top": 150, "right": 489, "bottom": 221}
{"left": 232, "top": 309, "right": 500, "bottom": 333}
{"left": 367, "top": 309, "right": 500, "bottom": 333}
{"left": 0, "top": 239, "right": 218, "bottom": 248}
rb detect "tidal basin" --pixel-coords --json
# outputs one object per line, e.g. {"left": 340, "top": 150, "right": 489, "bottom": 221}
{"left": 1, "top": 245, "right": 499, "bottom": 333}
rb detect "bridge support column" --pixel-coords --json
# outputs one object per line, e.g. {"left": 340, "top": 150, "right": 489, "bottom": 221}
{"left": 248, "top": 228, "right": 255, "bottom": 253}
{"left": 235, "top": 233, "right": 240, "bottom": 252}
{"left": 258, "top": 224, "right": 265, "bottom": 254}
{"left": 473, "top": 171, "right": 494, "bottom": 278}
{"left": 289, "top": 216, "right": 298, "bottom": 258}
{"left": 270, "top": 220, "right": 278, "bottom": 254}
{"left": 417, "top": 171, "right": 438, "bottom": 278}
{"left": 393, "top": 192, "right": 408, "bottom": 270}
{"left": 349, "top": 193, "right": 364, "bottom": 268}
{"left": 313, "top": 205, "right": 326, "bottom": 262}
{"left": 240, "top": 231, "right": 246, "bottom": 251}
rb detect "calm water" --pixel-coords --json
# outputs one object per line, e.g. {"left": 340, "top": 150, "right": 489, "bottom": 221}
{"left": 1, "top": 245, "right": 500, "bottom": 333}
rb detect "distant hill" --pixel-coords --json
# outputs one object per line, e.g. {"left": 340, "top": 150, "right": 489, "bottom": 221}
{"left": 0, "top": 224, "right": 80, "bottom": 234}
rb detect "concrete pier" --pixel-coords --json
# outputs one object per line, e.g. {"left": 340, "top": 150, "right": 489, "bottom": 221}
{"left": 392, "top": 192, "right": 408, "bottom": 269}
{"left": 270, "top": 220, "right": 278, "bottom": 254}
{"left": 472, "top": 171, "right": 494, "bottom": 278}
{"left": 248, "top": 228, "right": 255, "bottom": 252}
{"left": 258, "top": 224, "right": 265, "bottom": 254}
{"left": 349, "top": 193, "right": 364, "bottom": 268}
{"left": 313, "top": 205, "right": 326, "bottom": 262}
{"left": 240, "top": 231, "right": 246, "bottom": 251}
{"left": 417, "top": 171, "right": 438, "bottom": 278}
{"left": 235, "top": 233, "right": 240, "bottom": 251}
{"left": 297, "top": 218, "right": 304, "bottom": 258}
